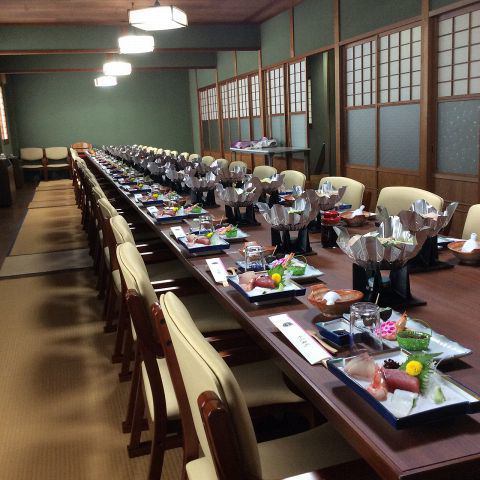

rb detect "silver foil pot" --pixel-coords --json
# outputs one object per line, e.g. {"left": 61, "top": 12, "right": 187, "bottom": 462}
{"left": 216, "top": 178, "right": 262, "bottom": 207}
{"left": 315, "top": 182, "right": 347, "bottom": 211}
{"left": 257, "top": 174, "right": 285, "bottom": 193}
{"left": 398, "top": 200, "right": 458, "bottom": 237}
{"left": 184, "top": 171, "right": 218, "bottom": 191}
{"left": 215, "top": 166, "right": 247, "bottom": 183}
{"left": 334, "top": 216, "right": 429, "bottom": 269}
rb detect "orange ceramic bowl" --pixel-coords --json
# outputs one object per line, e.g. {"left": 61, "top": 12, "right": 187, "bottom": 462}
{"left": 447, "top": 241, "right": 480, "bottom": 265}
{"left": 308, "top": 284, "right": 364, "bottom": 318}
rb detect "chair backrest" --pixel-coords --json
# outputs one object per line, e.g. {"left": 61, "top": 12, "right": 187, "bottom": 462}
{"left": 320, "top": 176, "right": 365, "bottom": 210}
{"left": 164, "top": 149, "right": 171, "bottom": 156}
{"left": 160, "top": 291, "right": 261, "bottom": 479}
{"left": 171, "top": 150, "right": 179, "bottom": 157}
{"left": 110, "top": 215, "right": 136, "bottom": 245}
{"left": 97, "top": 197, "right": 118, "bottom": 221}
{"left": 45, "top": 147, "right": 68, "bottom": 160}
{"left": 213, "top": 158, "right": 229, "bottom": 169}
{"left": 376, "top": 186, "right": 443, "bottom": 216}
{"left": 92, "top": 186, "right": 106, "bottom": 203}
{"left": 180, "top": 152, "right": 190, "bottom": 159}
{"left": 463, "top": 204, "right": 480, "bottom": 239}
{"left": 117, "top": 242, "right": 158, "bottom": 314}
{"left": 202, "top": 155, "right": 215, "bottom": 166}
{"left": 188, "top": 154, "right": 200, "bottom": 162}
{"left": 229, "top": 160, "right": 248, "bottom": 172}
{"left": 20, "top": 147, "right": 43, "bottom": 162}
{"left": 281, "top": 170, "right": 306, "bottom": 190}
{"left": 252, "top": 165, "right": 277, "bottom": 180}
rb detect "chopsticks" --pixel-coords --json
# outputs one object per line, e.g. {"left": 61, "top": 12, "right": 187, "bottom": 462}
{"left": 307, "top": 330, "right": 339, "bottom": 354}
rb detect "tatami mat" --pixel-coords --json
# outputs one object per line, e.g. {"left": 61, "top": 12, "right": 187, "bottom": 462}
{"left": 0, "top": 270, "right": 182, "bottom": 479}
{"left": 28, "top": 199, "right": 78, "bottom": 209}
{"left": 10, "top": 205, "right": 88, "bottom": 255}
{"left": 0, "top": 248, "right": 92, "bottom": 278}
{"left": 32, "top": 189, "right": 76, "bottom": 202}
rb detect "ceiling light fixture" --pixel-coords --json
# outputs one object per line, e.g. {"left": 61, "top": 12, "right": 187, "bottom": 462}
{"left": 118, "top": 34, "right": 155, "bottom": 54}
{"left": 103, "top": 60, "right": 132, "bottom": 76}
{"left": 94, "top": 75, "right": 118, "bottom": 87}
{"left": 129, "top": 1, "right": 188, "bottom": 31}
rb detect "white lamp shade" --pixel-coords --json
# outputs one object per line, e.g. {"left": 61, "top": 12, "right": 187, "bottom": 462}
{"left": 129, "top": 5, "right": 188, "bottom": 31}
{"left": 118, "top": 34, "right": 155, "bottom": 54}
{"left": 103, "top": 60, "right": 132, "bottom": 76}
{"left": 94, "top": 76, "right": 117, "bottom": 87}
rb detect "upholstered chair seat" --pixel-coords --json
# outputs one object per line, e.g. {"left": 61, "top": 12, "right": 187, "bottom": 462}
{"left": 253, "top": 165, "right": 277, "bottom": 179}
{"left": 20, "top": 147, "right": 44, "bottom": 170}
{"left": 281, "top": 169, "right": 306, "bottom": 190}
{"left": 463, "top": 204, "right": 480, "bottom": 239}
{"left": 319, "top": 176, "right": 365, "bottom": 210}
{"left": 201, "top": 155, "right": 215, "bottom": 166}
{"left": 229, "top": 160, "right": 248, "bottom": 171}
{"left": 162, "top": 291, "right": 359, "bottom": 480}
{"left": 212, "top": 158, "right": 229, "bottom": 169}
{"left": 376, "top": 186, "right": 443, "bottom": 216}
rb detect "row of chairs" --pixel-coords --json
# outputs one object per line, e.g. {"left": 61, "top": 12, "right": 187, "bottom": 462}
{"left": 70, "top": 152, "right": 376, "bottom": 480}
{"left": 20, "top": 146, "right": 70, "bottom": 180}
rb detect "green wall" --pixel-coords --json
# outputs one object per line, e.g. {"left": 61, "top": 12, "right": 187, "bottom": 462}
{"left": 217, "top": 51, "right": 235, "bottom": 81}
{"left": 261, "top": 10, "right": 291, "bottom": 67}
{"left": 236, "top": 51, "right": 259, "bottom": 75}
{"left": 340, "top": 0, "right": 421, "bottom": 40}
{"left": 294, "top": 0, "right": 334, "bottom": 56}
{"left": 196, "top": 69, "right": 216, "bottom": 88}
{"left": 8, "top": 70, "right": 194, "bottom": 152}
{"left": 430, "top": 0, "right": 459, "bottom": 10}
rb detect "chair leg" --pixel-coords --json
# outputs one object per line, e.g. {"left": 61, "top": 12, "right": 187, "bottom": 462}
{"left": 112, "top": 299, "right": 128, "bottom": 363}
{"left": 119, "top": 328, "right": 134, "bottom": 382}
{"left": 103, "top": 284, "right": 118, "bottom": 333}
{"left": 148, "top": 413, "right": 166, "bottom": 480}
{"left": 127, "top": 375, "right": 152, "bottom": 458}
{"left": 122, "top": 342, "right": 146, "bottom": 433}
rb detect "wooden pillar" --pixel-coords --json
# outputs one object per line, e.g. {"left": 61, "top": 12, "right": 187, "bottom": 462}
{"left": 333, "top": 0, "right": 343, "bottom": 176}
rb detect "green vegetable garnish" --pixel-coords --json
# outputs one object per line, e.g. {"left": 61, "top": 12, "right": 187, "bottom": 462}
{"left": 399, "top": 353, "right": 440, "bottom": 393}
{"left": 432, "top": 386, "right": 446, "bottom": 404}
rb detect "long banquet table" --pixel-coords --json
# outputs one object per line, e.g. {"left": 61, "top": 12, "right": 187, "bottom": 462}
{"left": 88, "top": 154, "right": 480, "bottom": 480}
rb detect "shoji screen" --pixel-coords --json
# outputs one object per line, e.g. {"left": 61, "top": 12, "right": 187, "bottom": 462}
{"left": 265, "top": 66, "right": 286, "bottom": 145}
{"left": 289, "top": 59, "right": 308, "bottom": 148}
{"left": 434, "top": 5, "right": 480, "bottom": 234}
{"left": 198, "top": 85, "right": 220, "bottom": 157}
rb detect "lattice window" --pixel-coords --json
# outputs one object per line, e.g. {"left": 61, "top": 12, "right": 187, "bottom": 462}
{"left": 346, "top": 39, "right": 376, "bottom": 107}
{"left": 220, "top": 84, "right": 229, "bottom": 120}
{"left": 437, "top": 8, "right": 480, "bottom": 97}
{"left": 289, "top": 59, "right": 306, "bottom": 113}
{"left": 207, "top": 86, "right": 218, "bottom": 120}
{"left": 379, "top": 26, "right": 421, "bottom": 103}
{"left": 266, "top": 67, "right": 284, "bottom": 115}
{"left": 199, "top": 90, "right": 209, "bottom": 121}
{"left": 227, "top": 80, "right": 238, "bottom": 118}
{"left": 250, "top": 74, "right": 260, "bottom": 117}
{"left": 238, "top": 77, "right": 249, "bottom": 118}
{"left": 0, "top": 87, "right": 8, "bottom": 142}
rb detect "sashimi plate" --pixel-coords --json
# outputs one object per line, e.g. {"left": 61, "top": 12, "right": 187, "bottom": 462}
{"left": 327, "top": 350, "right": 480, "bottom": 429}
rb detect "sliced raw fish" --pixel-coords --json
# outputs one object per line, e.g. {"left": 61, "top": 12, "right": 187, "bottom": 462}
{"left": 383, "top": 368, "right": 420, "bottom": 394}
{"left": 344, "top": 353, "right": 376, "bottom": 381}
{"left": 367, "top": 366, "right": 388, "bottom": 401}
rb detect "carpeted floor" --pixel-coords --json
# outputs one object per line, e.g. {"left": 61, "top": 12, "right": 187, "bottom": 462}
{"left": 0, "top": 248, "right": 92, "bottom": 278}
{"left": 0, "top": 179, "right": 182, "bottom": 479}
{"left": 10, "top": 205, "right": 88, "bottom": 255}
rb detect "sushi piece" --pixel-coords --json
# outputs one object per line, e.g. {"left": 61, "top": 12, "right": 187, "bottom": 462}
{"left": 344, "top": 353, "right": 376, "bottom": 381}
{"left": 383, "top": 368, "right": 420, "bottom": 394}
{"left": 388, "top": 389, "right": 418, "bottom": 418}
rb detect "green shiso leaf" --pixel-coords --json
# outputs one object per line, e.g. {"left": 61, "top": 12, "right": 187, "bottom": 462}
{"left": 399, "top": 352, "right": 440, "bottom": 393}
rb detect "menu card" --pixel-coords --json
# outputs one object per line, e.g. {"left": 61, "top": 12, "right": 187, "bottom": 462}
{"left": 270, "top": 314, "right": 332, "bottom": 365}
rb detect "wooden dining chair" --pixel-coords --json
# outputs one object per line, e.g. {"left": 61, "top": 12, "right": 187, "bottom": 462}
{"left": 160, "top": 291, "right": 378, "bottom": 480}
{"left": 229, "top": 160, "right": 248, "bottom": 172}
{"left": 212, "top": 158, "right": 229, "bottom": 169}
{"left": 462, "top": 204, "right": 480, "bottom": 239}
{"left": 376, "top": 186, "right": 443, "bottom": 216}
{"left": 319, "top": 176, "right": 365, "bottom": 210}
{"left": 253, "top": 165, "right": 277, "bottom": 180}
{"left": 45, "top": 146, "right": 71, "bottom": 180}
{"left": 188, "top": 154, "right": 200, "bottom": 162}
{"left": 281, "top": 170, "right": 306, "bottom": 190}
{"left": 20, "top": 147, "right": 46, "bottom": 180}
{"left": 201, "top": 155, "right": 215, "bottom": 166}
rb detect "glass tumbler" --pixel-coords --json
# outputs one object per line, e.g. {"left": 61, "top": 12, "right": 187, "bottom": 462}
{"left": 349, "top": 302, "right": 382, "bottom": 351}
{"left": 244, "top": 245, "right": 266, "bottom": 272}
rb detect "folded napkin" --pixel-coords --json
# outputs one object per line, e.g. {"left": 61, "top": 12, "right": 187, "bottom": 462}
{"left": 351, "top": 205, "right": 365, "bottom": 217}
{"left": 461, "top": 233, "right": 480, "bottom": 253}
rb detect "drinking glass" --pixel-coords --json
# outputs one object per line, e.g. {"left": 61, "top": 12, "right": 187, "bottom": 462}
{"left": 349, "top": 302, "right": 382, "bottom": 351}
{"left": 244, "top": 245, "right": 266, "bottom": 272}
{"left": 199, "top": 215, "right": 214, "bottom": 234}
